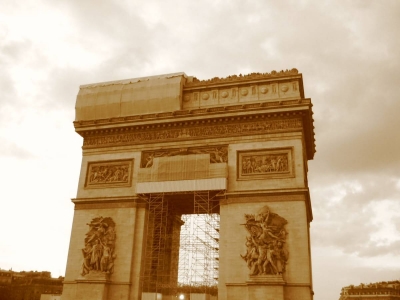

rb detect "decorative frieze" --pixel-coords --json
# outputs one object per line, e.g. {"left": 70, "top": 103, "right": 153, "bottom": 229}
{"left": 83, "top": 118, "right": 302, "bottom": 148}
{"left": 85, "top": 159, "right": 134, "bottom": 188}
{"left": 182, "top": 81, "right": 300, "bottom": 110}
{"left": 141, "top": 146, "right": 228, "bottom": 168}
{"left": 241, "top": 206, "right": 288, "bottom": 276}
{"left": 81, "top": 217, "right": 116, "bottom": 277}
{"left": 237, "top": 148, "right": 293, "bottom": 180}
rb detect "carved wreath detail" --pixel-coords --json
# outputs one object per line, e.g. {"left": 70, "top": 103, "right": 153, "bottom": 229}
{"left": 81, "top": 217, "right": 116, "bottom": 276}
{"left": 241, "top": 206, "right": 288, "bottom": 276}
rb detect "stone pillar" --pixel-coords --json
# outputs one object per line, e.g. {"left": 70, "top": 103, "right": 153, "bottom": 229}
{"left": 61, "top": 199, "right": 148, "bottom": 300}
{"left": 218, "top": 136, "right": 314, "bottom": 300}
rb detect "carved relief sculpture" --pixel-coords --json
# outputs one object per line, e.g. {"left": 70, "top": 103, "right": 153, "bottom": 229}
{"left": 238, "top": 148, "right": 293, "bottom": 180}
{"left": 241, "top": 206, "right": 288, "bottom": 276}
{"left": 81, "top": 217, "right": 116, "bottom": 277}
{"left": 85, "top": 159, "right": 134, "bottom": 188}
{"left": 242, "top": 153, "right": 288, "bottom": 174}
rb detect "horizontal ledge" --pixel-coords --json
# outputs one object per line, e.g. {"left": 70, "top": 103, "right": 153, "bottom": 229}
{"left": 225, "top": 282, "right": 311, "bottom": 287}
{"left": 285, "top": 283, "right": 312, "bottom": 288}
{"left": 74, "top": 100, "right": 311, "bottom": 130}
{"left": 224, "top": 188, "right": 309, "bottom": 197}
{"left": 65, "top": 280, "right": 131, "bottom": 285}
{"left": 72, "top": 196, "right": 142, "bottom": 204}
{"left": 225, "top": 283, "right": 247, "bottom": 287}
{"left": 137, "top": 178, "right": 227, "bottom": 193}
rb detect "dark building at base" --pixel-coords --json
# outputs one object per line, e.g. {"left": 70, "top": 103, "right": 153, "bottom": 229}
{"left": 0, "top": 269, "right": 63, "bottom": 300}
{"left": 340, "top": 281, "right": 400, "bottom": 300}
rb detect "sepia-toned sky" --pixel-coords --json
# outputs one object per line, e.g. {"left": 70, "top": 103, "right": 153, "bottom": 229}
{"left": 1, "top": 1, "right": 399, "bottom": 299}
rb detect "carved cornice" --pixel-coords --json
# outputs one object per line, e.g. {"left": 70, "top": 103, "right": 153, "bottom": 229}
{"left": 72, "top": 196, "right": 145, "bottom": 209}
{"left": 82, "top": 116, "right": 303, "bottom": 149}
{"left": 74, "top": 99, "right": 311, "bottom": 129}
{"left": 185, "top": 69, "right": 300, "bottom": 87}
{"left": 74, "top": 99, "right": 315, "bottom": 159}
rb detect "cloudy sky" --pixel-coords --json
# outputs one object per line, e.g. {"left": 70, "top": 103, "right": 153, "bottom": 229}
{"left": 1, "top": 0, "right": 399, "bottom": 299}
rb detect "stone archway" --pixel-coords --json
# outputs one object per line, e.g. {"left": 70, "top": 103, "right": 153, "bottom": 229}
{"left": 62, "top": 70, "right": 315, "bottom": 300}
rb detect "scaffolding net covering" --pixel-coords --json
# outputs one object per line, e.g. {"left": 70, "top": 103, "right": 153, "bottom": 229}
{"left": 137, "top": 154, "right": 227, "bottom": 193}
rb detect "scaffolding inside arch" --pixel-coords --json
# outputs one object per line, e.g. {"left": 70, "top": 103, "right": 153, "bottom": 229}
{"left": 140, "top": 190, "right": 222, "bottom": 297}
{"left": 178, "top": 191, "right": 220, "bottom": 293}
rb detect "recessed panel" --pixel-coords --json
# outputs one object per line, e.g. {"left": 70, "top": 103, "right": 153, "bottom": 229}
{"left": 85, "top": 159, "right": 134, "bottom": 189}
{"left": 237, "top": 148, "right": 294, "bottom": 180}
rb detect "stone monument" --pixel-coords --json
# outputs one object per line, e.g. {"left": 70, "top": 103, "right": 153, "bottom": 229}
{"left": 62, "top": 69, "right": 315, "bottom": 300}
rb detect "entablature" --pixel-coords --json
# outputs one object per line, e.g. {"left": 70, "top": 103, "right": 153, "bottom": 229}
{"left": 73, "top": 70, "right": 316, "bottom": 159}
{"left": 77, "top": 109, "right": 315, "bottom": 159}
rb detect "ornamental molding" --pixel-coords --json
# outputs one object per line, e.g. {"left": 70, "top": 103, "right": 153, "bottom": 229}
{"left": 82, "top": 117, "right": 303, "bottom": 149}
{"left": 74, "top": 99, "right": 311, "bottom": 129}
{"left": 185, "top": 69, "right": 299, "bottom": 88}
{"left": 182, "top": 81, "right": 301, "bottom": 110}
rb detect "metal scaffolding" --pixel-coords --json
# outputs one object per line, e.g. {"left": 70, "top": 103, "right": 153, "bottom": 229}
{"left": 178, "top": 191, "right": 220, "bottom": 294}
{"left": 141, "top": 193, "right": 169, "bottom": 294}
{"left": 140, "top": 190, "right": 222, "bottom": 297}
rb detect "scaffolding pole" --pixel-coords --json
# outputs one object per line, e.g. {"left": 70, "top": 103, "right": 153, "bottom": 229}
{"left": 141, "top": 190, "right": 223, "bottom": 297}
{"left": 141, "top": 193, "right": 169, "bottom": 294}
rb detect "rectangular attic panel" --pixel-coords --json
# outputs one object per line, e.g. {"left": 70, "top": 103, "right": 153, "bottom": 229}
{"left": 136, "top": 154, "right": 228, "bottom": 193}
{"left": 120, "top": 75, "right": 183, "bottom": 116}
{"left": 75, "top": 85, "right": 99, "bottom": 121}
{"left": 94, "top": 84, "right": 123, "bottom": 120}
{"left": 75, "top": 73, "right": 186, "bottom": 121}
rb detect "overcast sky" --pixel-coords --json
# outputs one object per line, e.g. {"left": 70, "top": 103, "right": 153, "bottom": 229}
{"left": 1, "top": 1, "right": 400, "bottom": 299}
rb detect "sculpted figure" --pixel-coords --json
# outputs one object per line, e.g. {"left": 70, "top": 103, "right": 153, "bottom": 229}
{"left": 211, "top": 147, "right": 227, "bottom": 163}
{"left": 263, "top": 244, "right": 278, "bottom": 275}
{"left": 241, "top": 206, "right": 288, "bottom": 276}
{"left": 81, "top": 217, "right": 116, "bottom": 276}
{"left": 252, "top": 239, "right": 268, "bottom": 275}
{"left": 87, "top": 222, "right": 107, "bottom": 244}
{"left": 81, "top": 243, "right": 92, "bottom": 276}
{"left": 90, "top": 240, "right": 103, "bottom": 271}
{"left": 100, "top": 244, "right": 110, "bottom": 272}
{"left": 241, "top": 237, "right": 258, "bottom": 270}
{"left": 145, "top": 154, "right": 155, "bottom": 168}
{"left": 274, "top": 241, "right": 288, "bottom": 275}
{"left": 89, "top": 167, "right": 99, "bottom": 183}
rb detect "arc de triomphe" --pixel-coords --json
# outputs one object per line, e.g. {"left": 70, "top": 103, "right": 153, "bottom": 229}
{"left": 61, "top": 69, "right": 315, "bottom": 300}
